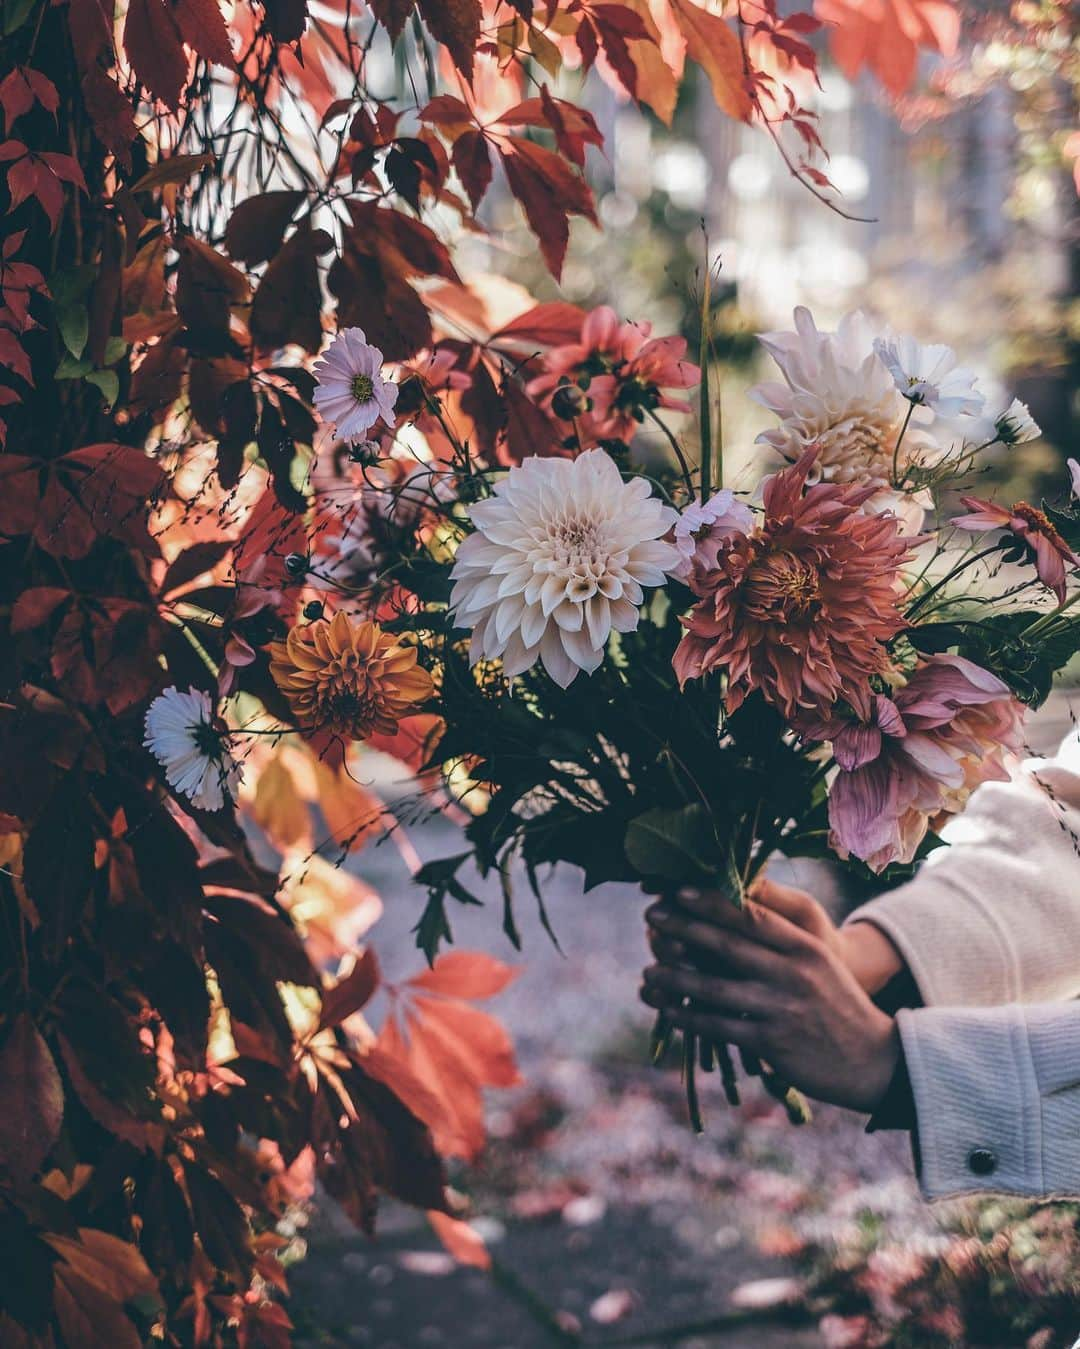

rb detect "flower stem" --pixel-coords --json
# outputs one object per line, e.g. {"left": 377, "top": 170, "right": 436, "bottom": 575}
{"left": 647, "top": 408, "right": 695, "bottom": 502}
{"left": 891, "top": 401, "right": 916, "bottom": 488}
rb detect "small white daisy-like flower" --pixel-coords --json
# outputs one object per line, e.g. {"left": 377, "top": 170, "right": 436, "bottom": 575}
{"left": 671, "top": 490, "right": 754, "bottom": 581}
{"left": 873, "top": 334, "right": 984, "bottom": 418}
{"left": 1068, "top": 458, "right": 1080, "bottom": 501}
{"left": 449, "top": 449, "right": 680, "bottom": 688}
{"left": 144, "top": 687, "right": 242, "bottom": 811}
{"left": 312, "top": 328, "right": 398, "bottom": 443}
{"left": 995, "top": 398, "right": 1040, "bottom": 446}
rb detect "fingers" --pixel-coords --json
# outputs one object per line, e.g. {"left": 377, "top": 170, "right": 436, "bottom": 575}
{"left": 664, "top": 1005, "right": 760, "bottom": 1050}
{"left": 647, "top": 929, "right": 686, "bottom": 963}
{"left": 747, "top": 876, "right": 832, "bottom": 938}
{"left": 641, "top": 963, "right": 771, "bottom": 1017}
{"left": 645, "top": 903, "right": 791, "bottom": 978}
{"left": 663, "top": 887, "right": 813, "bottom": 955}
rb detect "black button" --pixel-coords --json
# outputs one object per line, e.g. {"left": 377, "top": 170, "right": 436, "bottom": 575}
{"left": 967, "top": 1147, "right": 997, "bottom": 1176}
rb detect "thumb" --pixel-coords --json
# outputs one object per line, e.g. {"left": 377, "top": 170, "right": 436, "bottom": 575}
{"left": 747, "top": 875, "right": 834, "bottom": 939}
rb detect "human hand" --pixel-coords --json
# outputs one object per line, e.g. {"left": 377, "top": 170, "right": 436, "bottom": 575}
{"left": 641, "top": 886, "right": 901, "bottom": 1113}
{"left": 648, "top": 876, "right": 905, "bottom": 996}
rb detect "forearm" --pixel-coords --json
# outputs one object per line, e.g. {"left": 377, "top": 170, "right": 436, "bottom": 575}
{"left": 841, "top": 750, "right": 1080, "bottom": 1007}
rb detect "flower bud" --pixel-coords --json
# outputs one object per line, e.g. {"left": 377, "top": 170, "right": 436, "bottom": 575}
{"left": 284, "top": 553, "right": 309, "bottom": 577}
{"left": 551, "top": 384, "right": 590, "bottom": 421}
{"left": 303, "top": 600, "right": 324, "bottom": 620}
{"left": 348, "top": 439, "right": 381, "bottom": 465}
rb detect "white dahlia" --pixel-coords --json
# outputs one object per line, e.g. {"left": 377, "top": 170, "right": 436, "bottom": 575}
{"left": 873, "top": 334, "right": 983, "bottom": 419}
{"left": 449, "top": 449, "right": 679, "bottom": 688}
{"left": 312, "top": 328, "right": 398, "bottom": 443}
{"left": 750, "top": 307, "right": 942, "bottom": 493}
{"left": 144, "top": 687, "right": 242, "bottom": 811}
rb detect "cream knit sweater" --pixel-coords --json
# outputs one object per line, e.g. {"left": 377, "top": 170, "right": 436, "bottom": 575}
{"left": 844, "top": 729, "right": 1080, "bottom": 1200}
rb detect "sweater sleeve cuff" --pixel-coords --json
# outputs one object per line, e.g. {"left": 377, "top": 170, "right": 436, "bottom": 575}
{"left": 897, "top": 1004, "right": 1043, "bottom": 1201}
{"left": 843, "top": 876, "right": 1019, "bottom": 1008}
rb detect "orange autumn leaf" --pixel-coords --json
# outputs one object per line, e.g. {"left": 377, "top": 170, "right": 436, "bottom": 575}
{"left": 814, "top": 0, "right": 960, "bottom": 98}
{"left": 314, "top": 759, "right": 385, "bottom": 854}
{"left": 427, "top": 1210, "right": 491, "bottom": 1270}
{"left": 377, "top": 952, "right": 520, "bottom": 1160}
{"left": 670, "top": 0, "right": 753, "bottom": 123}
{"left": 252, "top": 754, "right": 313, "bottom": 853}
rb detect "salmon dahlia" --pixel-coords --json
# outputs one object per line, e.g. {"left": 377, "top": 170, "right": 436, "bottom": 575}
{"left": 673, "top": 449, "right": 917, "bottom": 721}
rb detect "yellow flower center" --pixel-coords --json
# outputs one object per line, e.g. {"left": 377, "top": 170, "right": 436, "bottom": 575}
{"left": 351, "top": 373, "right": 375, "bottom": 403}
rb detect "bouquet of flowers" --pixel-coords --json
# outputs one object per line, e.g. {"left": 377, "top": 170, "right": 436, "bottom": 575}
{"left": 156, "top": 300, "right": 1080, "bottom": 1130}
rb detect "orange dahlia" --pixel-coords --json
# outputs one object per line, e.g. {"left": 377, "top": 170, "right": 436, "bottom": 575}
{"left": 269, "top": 612, "right": 433, "bottom": 739}
{"left": 673, "top": 449, "right": 917, "bottom": 722}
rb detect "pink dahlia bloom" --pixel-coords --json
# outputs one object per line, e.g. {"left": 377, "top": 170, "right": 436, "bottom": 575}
{"left": 953, "top": 496, "right": 1077, "bottom": 603}
{"left": 819, "top": 654, "right": 1025, "bottom": 873}
{"left": 672, "top": 450, "right": 916, "bottom": 721}
{"left": 526, "top": 305, "right": 700, "bottom": 445}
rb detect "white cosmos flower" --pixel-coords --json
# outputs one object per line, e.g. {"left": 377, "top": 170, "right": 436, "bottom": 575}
{"left": 873, "top": 334, "right": 983, "bottom": 418}
{"left": 750, "top": 307, "right": 942, "bottom": 495}
{"left": 1069, "top": 458, "right": 1080, "bottom": 501}
{"left": 312, "top": 328, "right": 398, "bottom": 443}
{"left": 144, "top": 687, "right": 242, "bottom": 811}
{"left": 449, "top": 449, "right": 679, "bottom": 688}
{"left": 995, "top": 398, "right": 1040, "bottom": 446}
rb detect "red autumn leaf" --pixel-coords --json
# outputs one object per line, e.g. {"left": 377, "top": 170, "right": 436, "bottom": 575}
{"left": 587, "top": 3, "right": 653, "bottom": 97}
{"left": 498, "top": 138, "right": 597, "bottom": 279}
{"left": 377, "top": 951, "right": 520, "bottom": 1159}
{"left": 0, "top": 141, "right": 88, "bottom": 232}
{"left": 0, "top": 325, "right": 33, "bottom": 383}
{"left": 419, "top": 94, "right": 474, "bottom": 130}
{"left": 67, "top": 0, "right": 115, "bottom": 69}
{"left": 123, "top": 0, "right": 189, "bottom": 111}
{"left": 250, "top": 222, "right": 331, "bottom": 352}
{"left": 0, "top": 66, "right": 59, "bottom": 128}
{"left": 815, "top": 0, "right": 960, "bottom": 97}
{"left": 48, "top": 1229, "right": 159, "bottom": 1349}
{"left": 671, "top": 0, "right": 754, "bottom": 122}
{"left": 0, "top": 1013, "right": 64, "bottom": 1177}
{"left": 0, "top": 231, "right": 48, "bottom": 330}
{"left": 451, "top": 129, "right": 492, "bottom": 212}
{"left": 0, "top": 443, "right": 164, "bottom": 559}
{"left": 11, "top": 585, "right": 70, "bottom": 632}
{"left": 224, "top": 189, "right": 305, "bottom": 264}
{"left": 81, "top": 68, "right": 137, "bottom": 168}
{"left": 175, "top": 0, "right": 236, "bottom": 69}
{"left": 319, "top": 948, "right": 380, "bottom": 1029}
{"left": 368, "top": 0, "right": 415, "bottom": 43}
{"left": 417, "top": 0, "right": 481, "bottom": 80}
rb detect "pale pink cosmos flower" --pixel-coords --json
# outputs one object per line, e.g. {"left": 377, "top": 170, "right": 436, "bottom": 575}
{"left": 953, "top": 497, "right": 1078, "bottom": 603}
{"left": 670, "top": 490, "right": 754, "bottom": 582}
{"left": 814, "top": 654, "right": 1025, "bottom": 873}
{"left": 312, "top": 327, "right": 398, "bottom": 443}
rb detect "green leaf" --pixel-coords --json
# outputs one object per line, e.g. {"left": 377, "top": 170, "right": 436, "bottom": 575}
{"left": 2, "top": 0, "right": 36, "bottom": 35}
{"left": 55, "top": 353, "right": 92, "bottom": 379}
{"left": 56, "top": 303, "right": 88, "bottom": 359}
{"left": 102, "top": 336, "right": 128, "bottom": 366}
{"left": 49, "top": 264, "right": 96, "bottom": 307}
{"left": 85, "top": 369, "right": 119, "bottom": 407}
{"left": 624, "top": 803, "right": 738, "bottom": 894}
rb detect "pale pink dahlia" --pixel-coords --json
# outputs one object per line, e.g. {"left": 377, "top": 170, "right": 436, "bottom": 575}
{"left": 816, "top": 654, "right": 1025, "bottom": 873}
{"left": 312, "top": 328, "right": 398, "bottom": 443}
{"left": 673, "top": 450, "right": 916, "bottom": 721}
{"left": 671, "top": 490, "right": 755, "bottom": 582}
